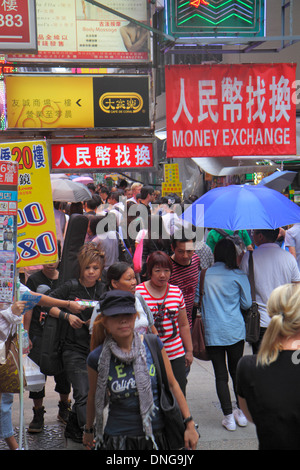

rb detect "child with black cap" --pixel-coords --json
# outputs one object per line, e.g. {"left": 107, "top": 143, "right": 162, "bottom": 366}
{"left": 84, "top": 290, "right": 199, "bottom": 450}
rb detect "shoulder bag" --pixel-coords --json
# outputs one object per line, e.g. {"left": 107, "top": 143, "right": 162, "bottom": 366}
{"left": 242, "top": 251, "right": 260, "bottom": 344}
{"left": 117, "top": 228, "right": 133, "bottom": 265}
{"left": 144, "top": 334, "right": 185, "bottom": 450}
{"left": 0, "top": 332, "right": 26, "bottom": 393}
{"left": 192, "top": 269, "right": 210, "bottom": 361}
{"left": 133, "top": 231, "right": 146, "bottom": 273}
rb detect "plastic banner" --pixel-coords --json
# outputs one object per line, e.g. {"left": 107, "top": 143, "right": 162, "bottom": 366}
{"left": 0, "top": 141, "right": 58, "bottom": 268}
{"left": 166, "top": 63, "right": 297, "bottom": 158}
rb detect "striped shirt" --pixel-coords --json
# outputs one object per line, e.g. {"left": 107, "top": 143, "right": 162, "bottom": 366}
{"left": 169, "top": 253, "right": 200, "bottom": 327}
{"left": 135, "top": 282, "right": 186, "bottom": 360}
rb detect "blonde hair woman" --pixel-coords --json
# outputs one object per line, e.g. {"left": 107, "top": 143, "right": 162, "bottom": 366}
{"left": 47, "top": 243, "right": 106, "bottom": 443}
{"left": 237, "top": 283, "right": 300, "bottom": 450}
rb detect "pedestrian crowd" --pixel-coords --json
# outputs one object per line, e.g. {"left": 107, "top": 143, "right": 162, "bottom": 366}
{"left": 1, "top": 178, "right": 300, "bottom": 450}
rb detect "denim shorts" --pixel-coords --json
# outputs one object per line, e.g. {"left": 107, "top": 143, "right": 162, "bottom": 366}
{"left": 0, "top": 393, "right": 14, "bottom": 439}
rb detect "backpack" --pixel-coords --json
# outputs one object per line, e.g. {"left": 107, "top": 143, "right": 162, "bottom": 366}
{"left": 215, "top": 229, "right": 246, "bottom": 256}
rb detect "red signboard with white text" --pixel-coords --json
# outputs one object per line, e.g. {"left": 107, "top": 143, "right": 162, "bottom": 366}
{"left": 50, "top": 142, "right": 154, "bottom": 171}
{"left": 0, "top": 0, "right": 37, "bottom": 51}
{"left": 165, "top": 63, "right": 297, "bottom": 158}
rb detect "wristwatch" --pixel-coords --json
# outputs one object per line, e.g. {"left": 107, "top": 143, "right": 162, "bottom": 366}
{"left": 183, "top": 415, "right": 193, "bottom": 426}
{"left": 83, "top": 425, "right": 94, "bottom": 434}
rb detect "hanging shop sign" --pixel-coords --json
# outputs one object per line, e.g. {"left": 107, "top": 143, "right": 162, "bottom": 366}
{"left": 50, "top": 141, "right": 154, "bottom": 171}
{"left": 5, "top": 75, "right": 150, "bottom": 129}
{"left": 8, "top": 0, "right": 149, "bottom": 63}
{"left": 0, "top": 141, "right": 58, "bottom": 268}
{"left": 0, "top": 161, "right": 18, "bottom": 304}
{"left": 165, "top": 0, "right": 265, "bottom": 39}
{"left": 165, "top": 63, "right": 297, "bottom": 158}
{"left": 0, "top": 0, "right": 37, "bottom": 52}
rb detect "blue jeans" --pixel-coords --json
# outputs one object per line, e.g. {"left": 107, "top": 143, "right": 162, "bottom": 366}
{"left": 0, "top": 393, "right": 14, "bottom": 439}
{"left": 62, "top": 349, "right": 89, "bottom": 428}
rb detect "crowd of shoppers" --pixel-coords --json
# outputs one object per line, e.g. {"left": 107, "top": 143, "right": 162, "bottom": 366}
{"left": 2, "top": 178, "right": 300, "bottom": 450}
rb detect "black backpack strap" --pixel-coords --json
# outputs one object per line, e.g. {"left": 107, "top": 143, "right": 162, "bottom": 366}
{"left": 215, "top": 228, "right": 228, "bottom": 237}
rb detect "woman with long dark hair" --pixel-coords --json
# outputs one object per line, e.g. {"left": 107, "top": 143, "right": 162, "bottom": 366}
{"left": 202, "top": 238, "right": 252, "bottom": 431}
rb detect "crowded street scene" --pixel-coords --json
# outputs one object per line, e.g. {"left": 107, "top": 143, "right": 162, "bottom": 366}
{"left": 1, "top": 0, "right": 300, "bottom": 457}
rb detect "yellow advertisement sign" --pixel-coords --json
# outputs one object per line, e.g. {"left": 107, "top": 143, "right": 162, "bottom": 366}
{"left": 6, "top": 76, "right": 94, "bottom": 129}
{"left": 0, "top": 141, "right": 58, "bottom": 267}
{"left": 162, "top": 163, "right": 182, "bottom": 197}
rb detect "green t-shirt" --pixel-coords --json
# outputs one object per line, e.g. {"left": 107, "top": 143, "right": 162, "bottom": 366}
{"left": 206, "top": 229, "right": 252, "bottom": 253}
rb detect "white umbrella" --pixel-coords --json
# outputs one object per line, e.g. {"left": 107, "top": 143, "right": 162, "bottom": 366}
{"left": 257, "top": 170, "right": 297, "bottom": 192}
{"left": 51, "top": 179, "right": 92, "bottom": 202}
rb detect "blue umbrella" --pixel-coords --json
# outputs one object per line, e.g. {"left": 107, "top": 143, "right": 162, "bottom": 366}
{"left": 257, "top": 170, "right": 297, "bottom": 192}
{"left": 182, "top": 184, "right": 300, "bottom": 230}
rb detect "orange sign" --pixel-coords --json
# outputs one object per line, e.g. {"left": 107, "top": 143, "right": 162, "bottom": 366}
{"left": 190, "top": 0, "right": 209, "bottom": 6}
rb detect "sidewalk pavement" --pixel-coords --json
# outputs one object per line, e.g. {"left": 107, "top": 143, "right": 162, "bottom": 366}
{"left": 4, "top": 343, "right": 258, "bottom": 451}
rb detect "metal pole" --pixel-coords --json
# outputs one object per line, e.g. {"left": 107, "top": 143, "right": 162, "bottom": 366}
{"left": 16, "top": 274, "right": 28, "bottom": 450}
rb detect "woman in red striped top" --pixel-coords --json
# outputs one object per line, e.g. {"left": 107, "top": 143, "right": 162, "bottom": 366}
{"left": 136, "top": 251, "right": 193, "bottom": 395}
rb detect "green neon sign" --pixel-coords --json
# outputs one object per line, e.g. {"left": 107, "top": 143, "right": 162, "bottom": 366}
{"left": 165, "top": 0, "right": 265, "bottom": 38}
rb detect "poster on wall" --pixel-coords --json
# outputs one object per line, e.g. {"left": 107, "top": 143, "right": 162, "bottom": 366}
{"left": 165, "top": 63, "right": 297, "bottom": 158}
{"left": 0, "top": 141, "right": 58, "bottom": 268}
{"left": 8, "top": 0, "right": 150, "bottom": 63}
{"left": 0, "top": 161, "right": 18, "bottom": 304}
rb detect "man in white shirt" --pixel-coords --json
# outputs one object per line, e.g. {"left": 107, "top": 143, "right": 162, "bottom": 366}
{"left": 128, "top": 182, "right": 143, "bottom": 203}
{"left": 240, "top": 228, "right": 300, "bottom": 353}
{"left": 285, "top": 223, "right": 300, "bottom": 269}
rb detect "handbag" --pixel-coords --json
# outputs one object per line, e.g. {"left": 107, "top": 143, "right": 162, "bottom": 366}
{"left": 0, "top": 332, "right": 26, "bottom": 394}
{"left": 192, "top": 269, "right": 210, "bottom": 361}
{"left": 117, "top": 228, "right": 133, "bottom": 264}
{"left": 133, "top": 231, "right": 145, "bottom": 273}
{"left": 144, "top": 334, "right": 185, "bottom": 450}
{"left": 242, "top": 251, "right": 260, "bottom": 343}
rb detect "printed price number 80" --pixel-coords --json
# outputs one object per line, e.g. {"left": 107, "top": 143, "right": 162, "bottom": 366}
{"left": 0, "top": 14, "right": 23, "bottom": 28}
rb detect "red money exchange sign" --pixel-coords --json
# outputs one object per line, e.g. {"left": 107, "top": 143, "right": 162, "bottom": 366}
{"left": 50, "top": 142, "right": 154, "bottom": 171}
{"left": 165, "top": 63, "right": 297, "bottom": 158}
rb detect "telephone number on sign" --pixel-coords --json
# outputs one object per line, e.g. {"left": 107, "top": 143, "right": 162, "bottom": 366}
{"left": 0, "top": 14, "right": 23, "bottom": 28}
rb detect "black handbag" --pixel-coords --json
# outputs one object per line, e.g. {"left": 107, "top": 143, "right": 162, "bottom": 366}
{"left": 192, "top": 269, "right": 210, "bottom": 361}
{"left": 144, "top": 334, "right": 185, "bottom": 450}
{"left": 117, "top": 231, "right": 133, "bottom": 264}
{"left": 242, "top": 251, "right": 260, "bottom": 343}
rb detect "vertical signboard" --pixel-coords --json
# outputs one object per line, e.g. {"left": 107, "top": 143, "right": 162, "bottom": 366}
{"left": 0, "top": 141, "right": 58, "bottom": 268}
{"left": 0, "top": 161, "right": 18, "bottom": 304}
{"left": 0, "top": 0, "right": 37, "bottom": 52}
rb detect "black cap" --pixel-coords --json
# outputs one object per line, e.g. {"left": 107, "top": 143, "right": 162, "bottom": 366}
{"left": 100, "top": 290, "right": 136, "bottom": 316}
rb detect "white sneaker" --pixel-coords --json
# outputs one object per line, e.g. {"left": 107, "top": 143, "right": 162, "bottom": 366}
{"left": 222, "top": 413, "right": 236, "bottom": 431}
{"left": 233, "top": 408, "right": 248, "bottom": 427}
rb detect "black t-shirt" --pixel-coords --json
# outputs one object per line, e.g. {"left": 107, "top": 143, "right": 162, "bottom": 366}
{"left": 49, "top": 278, "right": 105, "bottom": 356}
{"left": 237, "top": 351, "right": 300, "bottom": 450}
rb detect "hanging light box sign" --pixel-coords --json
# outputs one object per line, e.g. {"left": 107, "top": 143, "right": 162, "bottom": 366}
{"left": 165, "top": 0, "right": 266, "bottom": 38}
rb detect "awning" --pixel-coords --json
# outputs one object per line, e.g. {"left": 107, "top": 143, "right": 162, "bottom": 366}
{"left": 191, "top": 157, "right": 280, "bottom": 176}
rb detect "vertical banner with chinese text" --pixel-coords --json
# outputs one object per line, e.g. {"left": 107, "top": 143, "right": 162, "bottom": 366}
{"left": 0, "top": 141, "right": 58, "bottom": 268}
{"left": 0, "top": 161, "right": 18, "bottom": 304}
{"left": 165, "top": 63, "right": 297, "bottom": 158}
